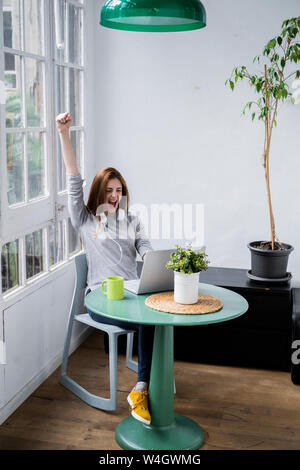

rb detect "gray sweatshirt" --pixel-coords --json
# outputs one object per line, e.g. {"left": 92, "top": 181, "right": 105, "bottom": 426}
{"left": 67, "top": 173, "right": 153, "bottom": 294}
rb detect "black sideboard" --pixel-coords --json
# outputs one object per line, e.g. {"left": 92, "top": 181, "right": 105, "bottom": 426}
{"left": 174, "top": 267, "right": 292, "bottom": 372}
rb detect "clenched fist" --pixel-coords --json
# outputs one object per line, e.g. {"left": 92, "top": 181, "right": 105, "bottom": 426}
{"left": 56, "top": 112, "right": 72, "bottom": 134}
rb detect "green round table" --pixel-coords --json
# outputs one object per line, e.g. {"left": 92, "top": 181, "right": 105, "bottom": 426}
{"left": 85, "top": 283, "right": 248, "bottom": 450}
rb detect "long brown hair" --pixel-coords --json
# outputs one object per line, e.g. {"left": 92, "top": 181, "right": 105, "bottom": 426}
{"left": 85, "top": 167, "right": 130, "bottom": 238}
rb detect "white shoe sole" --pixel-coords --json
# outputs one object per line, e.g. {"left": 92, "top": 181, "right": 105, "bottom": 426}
{"left": 127, "top": 394, "right": 151, "bottom": 425}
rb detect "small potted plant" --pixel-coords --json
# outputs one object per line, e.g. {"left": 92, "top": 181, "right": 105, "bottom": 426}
{"left": 226, "top": 17, "right": 300, "bottom": 281}
{"left": 166, "top": 244, "right": 209, "bottom": 304}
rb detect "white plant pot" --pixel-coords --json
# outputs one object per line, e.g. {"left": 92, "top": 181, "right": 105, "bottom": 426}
{"left": 174, "top": 271, "right": 200, "bottom": 305}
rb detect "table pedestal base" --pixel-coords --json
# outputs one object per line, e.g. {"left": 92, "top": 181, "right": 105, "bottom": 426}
{"left": 115, "top": 414, "right": 204, "bottom": 450}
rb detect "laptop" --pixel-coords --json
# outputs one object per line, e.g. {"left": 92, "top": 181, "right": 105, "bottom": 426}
{"left": 124, "top": 247, "right": 205, "bottom": 295}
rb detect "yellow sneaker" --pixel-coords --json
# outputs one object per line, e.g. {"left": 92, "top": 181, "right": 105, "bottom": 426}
{"left": 127, "top": 388, "right": 151, "bottom": 425}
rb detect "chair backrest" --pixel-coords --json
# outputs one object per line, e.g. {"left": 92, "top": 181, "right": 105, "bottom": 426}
{"left": 68, "top": 253, "right": 88, "bottom": 317}
{"left": 74, "top": 253, "right": 88, "bottom": 290}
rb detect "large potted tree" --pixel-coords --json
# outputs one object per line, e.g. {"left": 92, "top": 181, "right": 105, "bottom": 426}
{"left": 226, "top": 17, "right": 300, "bottom": 282}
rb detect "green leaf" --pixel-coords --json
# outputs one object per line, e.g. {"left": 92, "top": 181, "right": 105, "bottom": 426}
{"left": 274, "top": 119, "right": 277, "bottom": 127}
{"left": 281, "top": 58, "right": 286, "bottom": 68}
{"left": 277, "top": 36, "right": 283, "bottom": 45}
{"left": 251, "top": 112, "right": 256, "bottom": 121}
{"left": 242, "top": 102, "right": 250, "bottom": 115}
{"left": 267, "top": 38, "right": 276, "bottom": 49}
{"left": 230, "top": 80, "right": 234, "bottom": 91}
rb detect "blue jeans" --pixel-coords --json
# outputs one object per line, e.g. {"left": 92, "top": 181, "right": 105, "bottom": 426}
{"left": 85, "top": 289, "right": 155, "bottom": 383}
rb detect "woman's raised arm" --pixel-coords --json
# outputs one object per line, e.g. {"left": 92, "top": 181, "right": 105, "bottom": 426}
{"left": 56, "top": 112, "right": 80, "bottom": 176}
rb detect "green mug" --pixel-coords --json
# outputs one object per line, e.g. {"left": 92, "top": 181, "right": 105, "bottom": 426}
{"left": 101, "top": 276, "right": 124, "bottom": 300}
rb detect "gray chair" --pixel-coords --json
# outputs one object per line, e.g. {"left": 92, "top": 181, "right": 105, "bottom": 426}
{"left": 60, "top": 253, "right": 138, "bottom": 411}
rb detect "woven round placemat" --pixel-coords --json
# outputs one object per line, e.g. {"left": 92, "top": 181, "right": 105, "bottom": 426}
{"left": 145, "top": 291, "right": 223, "bottom": 315}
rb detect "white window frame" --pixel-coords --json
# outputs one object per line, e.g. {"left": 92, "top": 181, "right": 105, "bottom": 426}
{"left": 0, "top": 0, "right": 55, "bottom": 242}
{"left": 0, "top": 0, "right": 86, "bottom": 309}
{"left": 55, "top": 0, "right": 85, "bottom": 196}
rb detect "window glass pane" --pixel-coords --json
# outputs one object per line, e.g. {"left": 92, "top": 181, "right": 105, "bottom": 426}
{"left": 26, "top": 58, "right": 45, "bottom": 127}
{"left": 68, "top": 4, "right": 82, "bottom": 65}
{"left": 70, "top": 129, "right": 82, "bottom": 175}
{"left": 49, "top": 221, "right": 64, "bottom": 267}
{"left": 57, "top": 132, "right": 66, "bottom": 193}
{"left": 1, "top": 240, "right": 19, "bottom": 293}
{"left": 56, "top": 65, "right": 66, "bottom": 192}
{"left": 69, "top": 68, "right": 81, "bottom": 126}
{"left": 55, "top": 65, "right": 66, "bottom": 115}
{"left": 54, "top": 0, "right": 66, "bottom": 62}
{"left": 24, "top": 0, "right": 43, "bottom": 56}
{"left": 68, "top": 218, "right": 80, "bottom": 254}
{"left": 25, "top": 229, "right": 43, "bottom": 279}
{"left": 3, "top": 0, "right": 20, "bottom": 50}
{"left": 27, "top": 131, "right": 45, "bottom": 200}
{"left": 5, "top": 53, "right": 22, "bottom": 128}
{"left": 6, "top": 132, "right": 24, "bottom": 204}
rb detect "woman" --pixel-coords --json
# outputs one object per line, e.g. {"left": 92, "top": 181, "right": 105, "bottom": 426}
{"left": 56, "top": 111, "right": 154, "bottom": 425}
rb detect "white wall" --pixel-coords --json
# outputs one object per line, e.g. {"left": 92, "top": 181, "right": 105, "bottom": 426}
{"left": 93, "top": 0, "right": 300, "bottom": 284}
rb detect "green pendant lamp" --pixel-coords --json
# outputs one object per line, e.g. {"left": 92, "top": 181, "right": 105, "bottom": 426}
{"left": 100, "top": 0, "right": 206, "bottom": 33}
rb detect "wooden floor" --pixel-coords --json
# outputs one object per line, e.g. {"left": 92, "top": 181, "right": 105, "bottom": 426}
{"left": 0, "top": 330, "right": 300, "bottom": 450}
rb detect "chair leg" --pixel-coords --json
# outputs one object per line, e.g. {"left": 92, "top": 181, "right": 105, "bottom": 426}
{"left": 107, "top": 331, "right": 118, "bottom": 410}
{"left": 60, "top": 308, "right": 76, "bottom": 378}
{"left": 60, "top": 331, "right": 122, "bottom": 411}
{"left": 126, "top": 332, "right": 138, "bottom": 373}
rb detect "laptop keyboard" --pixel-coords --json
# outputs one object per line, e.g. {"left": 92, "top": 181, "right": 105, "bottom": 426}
{"left": 124, "top": 279, "right": 140, "bottom": 292}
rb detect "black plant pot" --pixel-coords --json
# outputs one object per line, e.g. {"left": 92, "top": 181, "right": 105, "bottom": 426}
{"left": 248, "top": 241, "right": 294, "bottom": 281}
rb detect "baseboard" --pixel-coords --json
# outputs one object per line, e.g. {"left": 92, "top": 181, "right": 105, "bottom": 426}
{"left": 0, "top": 326, "right": 92, "bottom": 425}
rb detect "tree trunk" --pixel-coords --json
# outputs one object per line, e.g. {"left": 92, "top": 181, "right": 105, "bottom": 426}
{"left": 264, "top": 65, "right": 276, "bottom": 250}
{"left": 264, "top": 136, "right": 275, "bottom": 250}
